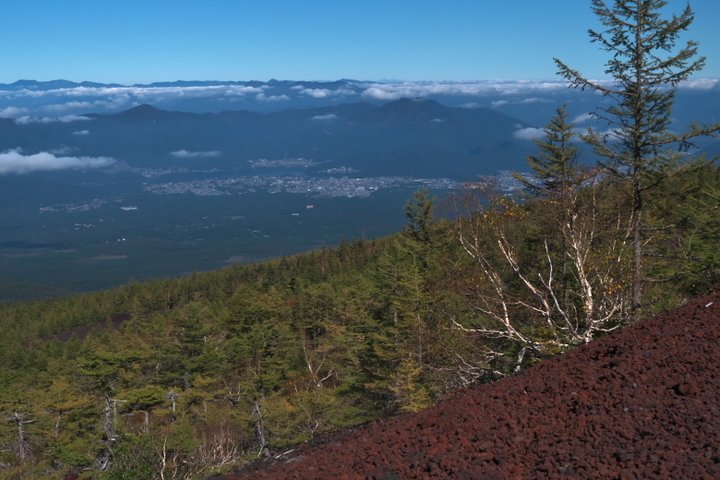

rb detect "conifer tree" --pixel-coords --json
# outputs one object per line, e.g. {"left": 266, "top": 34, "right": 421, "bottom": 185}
{"left": 514, "top": 104, "right": 582, "bottom": 197}
{"left": 403, "top": 188, "right": 437, "bottom": 252}
{"left": 555, "top": 0, "right": 720, "bottom": 313}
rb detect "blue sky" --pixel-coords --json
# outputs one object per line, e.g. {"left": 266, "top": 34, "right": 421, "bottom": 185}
{"left": 1, "top": 0, "right": 718, "bottom": 84}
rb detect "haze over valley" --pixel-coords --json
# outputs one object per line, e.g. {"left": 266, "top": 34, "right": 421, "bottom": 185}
{"left": 0, "top": 78, "right": 718, "bottom": 300}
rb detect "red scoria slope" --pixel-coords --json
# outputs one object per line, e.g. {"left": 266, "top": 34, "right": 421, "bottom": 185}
{"left": 219, "top": 293, "right": 720, "bottom": 479}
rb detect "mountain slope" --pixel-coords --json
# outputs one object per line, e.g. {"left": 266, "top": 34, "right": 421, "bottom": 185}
{"left": 231, "top": 292, "right": 720, "bottom": 479}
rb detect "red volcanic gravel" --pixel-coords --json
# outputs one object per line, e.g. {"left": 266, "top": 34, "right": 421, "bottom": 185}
{"left": 221, "top": 293, "right": 720, "bottom": 479}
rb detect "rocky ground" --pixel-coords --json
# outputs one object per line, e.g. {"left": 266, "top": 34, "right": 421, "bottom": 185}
{"left": 215, "top": 293, "right": 720, "bottom": 479}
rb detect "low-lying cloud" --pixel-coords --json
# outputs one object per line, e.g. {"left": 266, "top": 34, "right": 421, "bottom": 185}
{"left": 490, "top": 97, "right": 552, "bottom": 108}
{"left": 169, "top": 150, "right": 223, "bottom": 158}
{"left": 255, "top": 93, "right": 290, "bottom": 102}
{"left": 0, "top": 106, "right": 28, "bottom": 117}
{"left": 42, "top": 101, "right": 94, "bottom": 114}
{"left": 517, "top": 97, "right": 552, "bottom": 104}
{"left": 360, "top": 80, "right": 577, "bottom": 101}
{"left": 513, "top": 127, "right": 545, "bottom": 140}
{"left": 0, "top": 148, "right": 115, "bottom": 174}
{"left": 15, "top": 115, "right": 92, "bottom": 125}
{"left": 311, "top": 114, "right": 338, "bottom": 120}
{"left": 298, "top": 87, "right": 356, "bottom": 99}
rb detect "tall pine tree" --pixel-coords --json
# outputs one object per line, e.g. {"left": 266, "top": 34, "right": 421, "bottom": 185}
{"left": 555, "top": 0, "right": 720, "bottom": 313}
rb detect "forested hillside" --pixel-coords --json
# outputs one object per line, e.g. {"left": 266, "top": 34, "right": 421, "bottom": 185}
{"left": 2, "top": 154, "right": 720, "bottom": 479}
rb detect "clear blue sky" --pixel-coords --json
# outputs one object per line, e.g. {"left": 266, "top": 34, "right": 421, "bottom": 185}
{"left": 1, "top": 0, "right": 718, "bottom": 85}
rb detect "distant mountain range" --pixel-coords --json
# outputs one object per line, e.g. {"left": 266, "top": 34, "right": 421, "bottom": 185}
{"left": 0, "top": 98, "right": 537, "bottom": 180}
{"left": 1, "top": 78, "right": 717, "bottom": 130}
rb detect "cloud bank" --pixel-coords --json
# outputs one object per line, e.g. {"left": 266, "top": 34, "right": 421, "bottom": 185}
{"left": 360, "top": 80, "right": 580, "bottom": 101}
{"left": 15, "top": 115, "right": 92, "bottom": 125}
{"left": 0, "top": 149, "right": 115, "bottom": 174}
{"left": 0, "top": 78, "right": 714, "bottom": 120}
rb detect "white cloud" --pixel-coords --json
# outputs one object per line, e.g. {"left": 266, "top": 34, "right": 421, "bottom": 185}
{"left": 15, "top": 116, "right": 55, "bottom": 125}
{"left": 492, "top": 97, "right": 551, "bottom": 107}
{"left": 679, "top": 78, "right": 719, "bottom": 90}
{"left": 517, "top": 97, "right": 552, "bottom": 104}
{"left": 361, "top": 86, "right": 405, "bottom": 101}
{"left": 459, "top": 102, "right": 481, "bottom": 109}
{"left": 301, "top": 88, "right": 332, "bottom": 99}
{"left": 15, "top": 116, "right": 51, "bottom": 125}
{"left": 60, "top": 115, "right": 91, "bottom": 123}
{"left": 169, "top": 150, "right": 223, "bottom": 158}
{"left": 513, "top": 127, "right": 545, "bottom": 140}
{"left": 299, "top": 88, "right": 355, "bottom": 99}
{"left": 73, "top": 130, "right": 91, "bottom": 136}
{"left": 15, "top": 114, "right": 92, "bottom": 125}
{"left": 255, "top": 93, "right": 290, "bottom": 102}
{"left": 573, "top": 113, "right": 595, "bottom": 124}
{"left": 223, "top": 85, "right": 264, "bottom": 96}
{"left": 431, "top": 118, "right": 446, "bottom": 123}
{"left": 0, "top": 106, "right": 28, "bottom": 118}
{"left": 93, "top": 94, "right": 132, "bottom": 110}
{"left": 311, "top": 114, "right": 338, "bottom": 120}
{"left": 42, "top": 101, "right": 94, "bottom": 113}
{"left": 0, "top": 148, "right": 114, "bottom": 174}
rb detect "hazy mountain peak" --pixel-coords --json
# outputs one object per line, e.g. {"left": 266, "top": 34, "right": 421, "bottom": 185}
{"left": 357, "top": 97, "right": 453, "bottom": 124}
{"left": 113, "top": 104, "right": 195, "bottom": 121}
